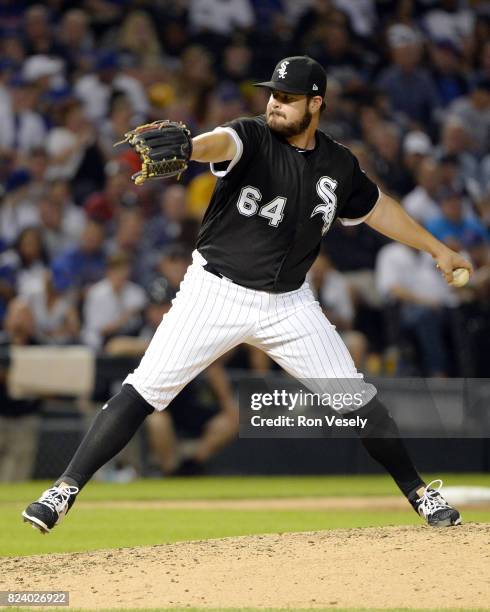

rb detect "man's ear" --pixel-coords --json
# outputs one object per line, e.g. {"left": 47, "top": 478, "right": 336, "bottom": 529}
{"left": 309, "top": 95, "right": 323, "bottom": 113}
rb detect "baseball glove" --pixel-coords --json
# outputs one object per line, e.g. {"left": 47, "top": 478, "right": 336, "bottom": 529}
{"left": 115, "top": 120, "right": 193, "bottom": 185}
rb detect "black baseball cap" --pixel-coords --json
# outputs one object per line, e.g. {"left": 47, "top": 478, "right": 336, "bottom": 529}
{"left": 255, "top": 56, "right": 327, "bottom": 98}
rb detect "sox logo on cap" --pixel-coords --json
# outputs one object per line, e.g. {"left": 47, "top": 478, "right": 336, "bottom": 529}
{"left": 277, "top": 61, "right": 289, "bottom": 79}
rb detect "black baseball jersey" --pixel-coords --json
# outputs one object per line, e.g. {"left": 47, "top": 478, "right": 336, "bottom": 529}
{"left": 196, "top": 115, "right": 379, "bottom": 292}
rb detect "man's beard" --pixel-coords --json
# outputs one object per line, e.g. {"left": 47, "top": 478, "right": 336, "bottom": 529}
{"left": 267, "top": 107, "right": 313, "bottom": 138}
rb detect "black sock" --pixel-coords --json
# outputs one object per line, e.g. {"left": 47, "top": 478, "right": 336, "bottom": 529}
{"left": 352, "top": 397, "right": 424, "bottom": 498}
{"left": 56, "top": 384, "right": 154, "bottom": 490}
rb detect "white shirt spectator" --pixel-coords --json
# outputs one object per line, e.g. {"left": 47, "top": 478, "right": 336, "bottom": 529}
{"left": 0, "top": 84, "right": 11, "bottom": 116}
{"left": 448, "top": 98, "right": 490, "bottom": 156}
{"left": 189, "top": 0, "right": 254, "bottom": 36}
{"left": 0, "top": 107, "right": 46, "bottom": 153}
{"left": 25, "top": 286, "right": 76, "bottom": 343}
{"left": 41, "top": 202, "right": 86, "bottom": 258}
{"left": 423, "top": 8, "right": 474, "bottom": 46}
{"left": 333, "top": 0, "right": 376, "bottom": 37}
{"left": 402, "top": 186, "right": 440, "bottom": 225}
{"left": 46, "top": 128, "right": 84, "bottom": 180}
{"left": 0, "top": 250, "right": 46, "bottom": 297}
{"left": 319, "top": 270, "right": 354, "bottom": 325}
{"left": 375, "top": 243, "right": 457, "bottom": 306}
{"left": 82, "top": 278, "right": 147, "bottom": 349}
{"left": 0, "top": 197, "right": 39, "bottom": 246}
{"left": 74, "top": 73, "right": 149, "bottom": 124}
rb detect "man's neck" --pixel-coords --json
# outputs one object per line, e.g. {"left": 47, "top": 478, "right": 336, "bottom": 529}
{"left": 286, "top": 120, "right": 319, "bottom": 150}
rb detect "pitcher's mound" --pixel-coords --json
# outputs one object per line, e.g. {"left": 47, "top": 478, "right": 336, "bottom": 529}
{"left": 3, "top": 524, "right": 488, "bottom": 609}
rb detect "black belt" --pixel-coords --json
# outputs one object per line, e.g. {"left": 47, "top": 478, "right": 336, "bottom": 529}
{"left": 203, "top": 263, "right": 234, "bottom": 283}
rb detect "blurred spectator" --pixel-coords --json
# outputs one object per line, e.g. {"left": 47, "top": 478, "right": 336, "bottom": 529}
{"left": 369, "top": 122, "right": 412, "bottom": 197}
{"left": 308, "top": 250, "right": 367, "bottom": 367}
{"left": 25, "top": 147, "right": 49, "bottom": 201}
{"left": 0, "top": 79, "right": 46, "bottom": 155}
{"left": 46, "top": 99, "right": 106, "bottom": 204}
{"left": 0, "top": 170, "right": 39, "bottom": 245}
{"left": 403, "top": 131, "right": 433, "bottom": 177}
{"left": 402, "top": 157, "right": 441, "bottom": 225}
{"left": 422, "top": 0, "right": 475, "bottom": 48}
{"left": 306, "top": 20, "right": 364, "bottom": 91}
{"left": 376, "top": 24, "right": 440, "bottom": 126}
{"left": 203, "top": 82, "right": 246, "bottom": 128}
{"left": 173, "top": 45, "right": 215, "bottom": 121}
{"left": 429, "top": 39, "right": 469, "bottom": 107}
{"left": 376, "top": 243, "right": 457, "bottom": 376}
{"left": 187, "top": 171, "right": 217, "bottom": 220}
{"left": 293, "top": 1, "right": 344, "bottom": 50}
{"left": 425, "top": 186, "right": 489, "bottom": 252}
{"left": 82, "top": 251, "right": 146, "bottom": 350}
{"left": 318, "top": 77, "right": 359, "bottom": 142}
{"left": 84, "top": 163, "right": 137, "bottom": 222}
{"left": 46, "top": 99, "right": 95, "bottom": 181}
{"left": 0, "top": 59, "right": 14, "bottom": 114}
{"left": 477, "top": 40, "right": 490, "bottom": 81}
{"left": 39, "top": 181, "right": 85, "bottom": 258}
{"left": 0, "top": 298, "right": 41, "bottom": 481}
{"left": 52, "top": 218, "right": 106, "bottom": 293}
{"left": 56, "top": 8, "right": 94, "bottom": 74}
{"left": 74, "top": 50, "right": 149, "bottom": 124}
{"left": 146, "top": 359, "right": 239, "bottom": 476}
{"left": 24, "top": 264, "right": 80, "bottom": 345}
{"left": 22, "top": 4, "right": 60, "bottom": 56}
{"left": 189, "top": 0, "right": 254, "bottom": 38}
{"left": 106, "top": 207, "right": 152, "bottom": 286}
{"left": 332, "top": 0, "right": 377, "bottom": 39}
{"left": 467, "top": 236, "right": 490, "bottom": 304}
{"left": 99, "top": 94, "right": 135, "bottom": 157}
{"left": 151, "top": 243, "right": 192, "bottom": 294}
{"left": 145, "top": 185, "right": 199, "bottom": 252}
{"left": 117, "top": 10, "right": 163, "bottom": 67}
{"left": 447, "top": 77, "right": 490, "bottom": 156}
{"left": 219, "top": 40, "right": 253, "bottom": 85}
{"left": 0, "top": 227, "right": 48, "bottom": 300}
{"left": 1, "top": 36, "right": 25, "bottom": 75}
{"left": 108, "top": 277, "right": 176, "bottom": 352}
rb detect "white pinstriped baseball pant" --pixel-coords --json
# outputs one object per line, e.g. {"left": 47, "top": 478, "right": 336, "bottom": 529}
{"left": 124, "top": 250, "right": 377, "bottom": 412}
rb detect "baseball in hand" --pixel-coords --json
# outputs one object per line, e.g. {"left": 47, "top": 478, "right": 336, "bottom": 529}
{"left": 451, "top": 267, "right": 470, "bottom": 288}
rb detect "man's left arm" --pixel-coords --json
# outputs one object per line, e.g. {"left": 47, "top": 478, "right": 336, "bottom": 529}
{"left": 365, "top": 192, "right": 472, "bottom": 285}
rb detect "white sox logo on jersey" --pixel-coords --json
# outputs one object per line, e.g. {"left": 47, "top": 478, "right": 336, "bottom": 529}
{"left": 277, "top": 61, "right": 289, "bottom": 79}
{"left": 311, "top": 176, "right": 338, "bottom": 235}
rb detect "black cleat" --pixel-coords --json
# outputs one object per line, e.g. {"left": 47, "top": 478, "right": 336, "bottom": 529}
{"left": 22, "top": 485, "right": 79, "bottom": 534}
{"left": 410, "top": 479, "right": 462, "bottom": 527}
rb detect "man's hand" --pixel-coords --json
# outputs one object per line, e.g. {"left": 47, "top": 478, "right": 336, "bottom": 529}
{"left": 434, "top": 246, "right": 473, "bottom": 286}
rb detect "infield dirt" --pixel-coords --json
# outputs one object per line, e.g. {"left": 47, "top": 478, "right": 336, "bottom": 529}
{"left": 2, "top": 523, "right": 488, "bottom": 609}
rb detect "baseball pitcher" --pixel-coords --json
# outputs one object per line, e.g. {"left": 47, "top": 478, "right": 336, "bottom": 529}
{"left": 23, "top": 57, "right": 471, "bottom": 533}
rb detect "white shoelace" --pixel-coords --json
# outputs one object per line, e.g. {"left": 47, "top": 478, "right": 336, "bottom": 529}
{"left": 417, "top": 479, "right": 450, "bottom": 515}
{"left": 37, "top": 486, "right": 79, "bottom": 514}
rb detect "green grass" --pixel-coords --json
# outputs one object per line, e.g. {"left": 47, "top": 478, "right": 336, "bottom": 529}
{"left": 0, "top": 474, "right": 488, "bottom": 557}
{"left": 0, "top": 473, "right": 488, "bottom": 503}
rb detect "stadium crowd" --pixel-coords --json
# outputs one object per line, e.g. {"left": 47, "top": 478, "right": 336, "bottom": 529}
{"left": 0, "top": 0, "right": 489, "bottom": 465}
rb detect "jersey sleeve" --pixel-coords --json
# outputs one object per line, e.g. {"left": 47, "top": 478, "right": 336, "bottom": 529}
{"left": 337, "top": 153, "right": 380, "bottom": 226}
{"left": 210, "top": 117, "right": 263, "bottom": 178}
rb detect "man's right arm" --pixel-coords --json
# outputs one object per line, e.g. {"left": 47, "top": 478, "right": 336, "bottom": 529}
{"left": 191, "top": 130, "right": 237, "bottom": 164}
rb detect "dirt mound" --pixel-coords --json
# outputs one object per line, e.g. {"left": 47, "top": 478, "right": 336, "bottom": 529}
{"left": 2, "top": 524, "right": 488, "bottom": 609}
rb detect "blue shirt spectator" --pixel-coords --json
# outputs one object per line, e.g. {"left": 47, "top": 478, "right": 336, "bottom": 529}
{"left": 52, "top": 219, "right": 106, "bottom": 291}
{"left": 377, "top": 25, "right": 440, "bottom": 125}
{"left": 425, "top": 186, "right": 489, "bottom": 250}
